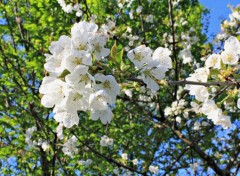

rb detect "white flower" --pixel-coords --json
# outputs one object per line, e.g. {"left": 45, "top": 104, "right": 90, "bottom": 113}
{"left": 193, "top": 121, "right": 201, "bottom": 130}
{"left": 41, "top": 141, "right": 49, "bottom": 151}
{"left": 62, "top": 136, "right": 78, "bottom": 157}
{"left": 201, "top": 121, "right": 209, "bottom": 126}
{"left": 76, "top": 11, "right": 82, "bottom": 17}
{"left": 113, "top": 169, "right": 119, "bottom": 175}
{"left": 136, "top": 6, "right": 142, "bottom": 14}
{"left": 61, "top": 89, "right": 89, "bottom": 112}
{"left": 44, "top": 36, "right": 72, "bottom": 76}
{"left": 178, "top": 48, "right": 193, "bottom": 64}
{"left": 39, "top": 78, "right": 67, "bottom": 108}
{"left": 127, "top": 45, "right": 153, "bottom": 69}
{"left": 164, "top": 107, "right": 172, "bottom": 116}
{"left": 90, "top": 108, "right": 113, "bottom": 124}
{"left": 100, "top": 135, "right": 113, "bottom": 146}
{"left": 121, "top": 153, "right": 128, "bottom": 160}
{"left": 221, "top": 50, "right": 239, "bottom": 65}
{"left": 190, "top": 102, "right": 201, "bottom": 113}
{"left": 141, "top": 61, "right": 167, "bottom": 91}
{"left": 146, "top": 15, "right": 154, "bottom": 23}
{"left": 44, "top": 50, "right": 71, "bottom": 76}
{"left": 214, "top": 115, "right": 232, "bottom": 129}
{"left": 94, "top": 74, "right": 120, "bottom": 104}
{"left": 194, "top": 67, "right": 209, "bottom": 82}
{"left": 207, "top": 108, "right": 223, "bottom": 123}
{"left": 25, "top": 126, "right": 37, "bottom": 148}
{"left": 89, "top": 90, "right": 109, "bottom": 111}
{"left": 62, "top": 50, "right": 92, "bottom": 72}
{"left": 152, "top": 47, "right": 172, "bottom": 69}
{"left": 49, "top": 35, "right": 71, "bottom": 54}
{"left": 91, "top": 34, "right": 110, "bottom": 60}
{"left": 202, "top": 99, "right": 218, "bottom": 116}
{"left": 189, "top": 85, "right": 209, "bottom": 102}
{"left": 124, "top": 89, "right": 133, "bottom": 98}
{"left": 141, "top": 73, "right": 160, "bottom": 91}
{"left": 205, "top": 54, "right": 221, "bottom": 69}
{"left": 85, "top": 159, "right": 93, "bottom": 166}
{"left": 176, "top": 116, "right": 181, "bottom": 123}
{"left": 56, "top": 123, "right": 64, "bottom": 139}
{"left": 190, "top": 163, "right": 198, "bottom": 172}
{"left": 65, "top": 65, "right": 95, "bottom": 89}
{"left": 132, "top": 159, "right": 139, "bottom": 165}
{"left": 224, "top": 36, "right": 240, "bottom": 55}
{"left": 54, "top": 111, "right": 79, "bottom": 128}
{"left": 71, "top": 21, "right": 98, "bottom": 51}
{"left": 149, "top": 165, "right": 159, "bottom": 174}
{"left": 201, "top": 99, "right": 231, "bottom": 128}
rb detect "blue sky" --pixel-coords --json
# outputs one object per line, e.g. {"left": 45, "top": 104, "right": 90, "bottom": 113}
{"left": 199, "top": 0, "right": 239, "bottom": 39}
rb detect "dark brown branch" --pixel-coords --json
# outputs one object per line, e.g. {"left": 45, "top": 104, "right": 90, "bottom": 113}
{"left": 164, "top": 147, "right": 190, "bottom": 175}
{"left": 162, "top": 123, "right": 224, "bottom": 175}
{"left": 168, "top": 0, "right": 178, "bottom": 100}
{"left": 128, "top": 77, "right": 238, "bottom": 87}
{"left": 168, "top": 80, "right": 238, "bottom": 87}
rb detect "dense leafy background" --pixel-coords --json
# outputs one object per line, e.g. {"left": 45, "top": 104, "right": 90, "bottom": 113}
{"left": 0, "top": 0, "right": 239, "bottom": 175}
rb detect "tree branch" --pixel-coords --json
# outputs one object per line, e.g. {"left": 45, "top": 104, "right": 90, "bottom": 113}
{"left": 73, "top": 133, "right": 147, "bottom": 175}
{"left": 161, "top": 122, "right": 224, "bottom": 175}
{"left": 168, "top": 80, "right": 238, "bottom": 87}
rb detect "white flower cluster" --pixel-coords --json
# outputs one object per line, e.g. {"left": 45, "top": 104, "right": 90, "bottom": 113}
{"left": 202, "top": 100, "right": 231, "bottom": 129}
{"left": 25, "top": 127, "right": 50, "bottom": 151}
{"left": 149, "top": 165, "right": 159, "bottom": 174}
{"left": 79, "top": 159, "right": 93, "bottom": 166}
{"left": 185, "top": 67, "right": 209, "bottom": 102}
{"left": 221, "top": 5, "right": 240, "bottom": 33}
{"left": 127, "top": 45, "right": 172, "bottom": 91}
{"left": 100, "top": 135, "right": 113, "bottom": 146}
{"left": 25, "top": 126, "right": 37, "bottom": 148}
{"left": 62, "top": 136, "right": 78, "bottom": 157}
{"left": 185, "top": 36, "right": 240, "bottom": 129}
{"left": 39, "top": 21, "right": 120, "bottom": 129}
{"left": 57, "top": 0, "right": 82, "bottom": 17}
{"left": 164, "top": 99, "right": 187, "bottom": 117}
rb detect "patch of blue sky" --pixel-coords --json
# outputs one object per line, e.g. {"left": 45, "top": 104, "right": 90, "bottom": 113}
{"left": 199, "top": 0, "right": 240, "bottom": 40}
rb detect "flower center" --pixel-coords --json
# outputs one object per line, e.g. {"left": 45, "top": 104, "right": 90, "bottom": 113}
{"left": 134, "top": 52, "right": 142, "bottom": 61}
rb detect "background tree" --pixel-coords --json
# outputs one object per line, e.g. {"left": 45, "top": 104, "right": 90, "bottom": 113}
{"left": 0, "top": 0, "right": 239, "bottom": 175}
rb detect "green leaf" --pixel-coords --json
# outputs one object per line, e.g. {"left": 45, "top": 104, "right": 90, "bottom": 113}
{"left": 58, "top": 69, "right": 70, "bottom": 78}
{"left": 110, "top": 42, "right": 117, "bottom": 61}
{"left": 116, "top": 49, "right": 124, "bottom": 64}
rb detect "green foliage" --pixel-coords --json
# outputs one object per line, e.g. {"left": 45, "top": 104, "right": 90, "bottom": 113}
{"left": 0, "top": 0, "right": 239, "bottom": 175}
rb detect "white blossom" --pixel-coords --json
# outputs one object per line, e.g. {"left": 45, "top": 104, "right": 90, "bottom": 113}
{"left": 149, "top": 165, "right": 159, "bottom": 174}
{"left": 90, "top": 108, "right": 113, "bottom": 124}
{"left": 205, "top": 54, "right": 221, "bottom": 69}
{"left": 100, "top": 135, "right": 113, "bottom": 146}
{"left": 127, "top": 45, "right": 153, "bottom": 69}
{"left": 91, "top": 34, "right": 110, "bottom": 60}
{"left": 89, "top": 90, "right": 109, "bottom": 111}
{"left": 41, "top": 141, "right": 49, "bottom": 151}
{"left": 193, "top": 121, "right": 201, "bottom": 130}
{"left": 121, "top": 153, "right": 128, "bottom": 160}
{"left": 62, "top": 136, "right": 78, "bottom": 157}
{"left": 39, "top": 78, "right": 68, "bottom": 108}
{"left": 62, "top": 50, "right": 92, "bottom": 72}
{"left": 132, "top": 159, "right": 139, "bottom": 165}
{"left": 54, "top": 111, "right": 79, "bottom": 128}
{"left": 94, "top": 74, "right": 120, "bottom": 104}
{"left": 152, "top": 47, "right": 172, "bottom": 69}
